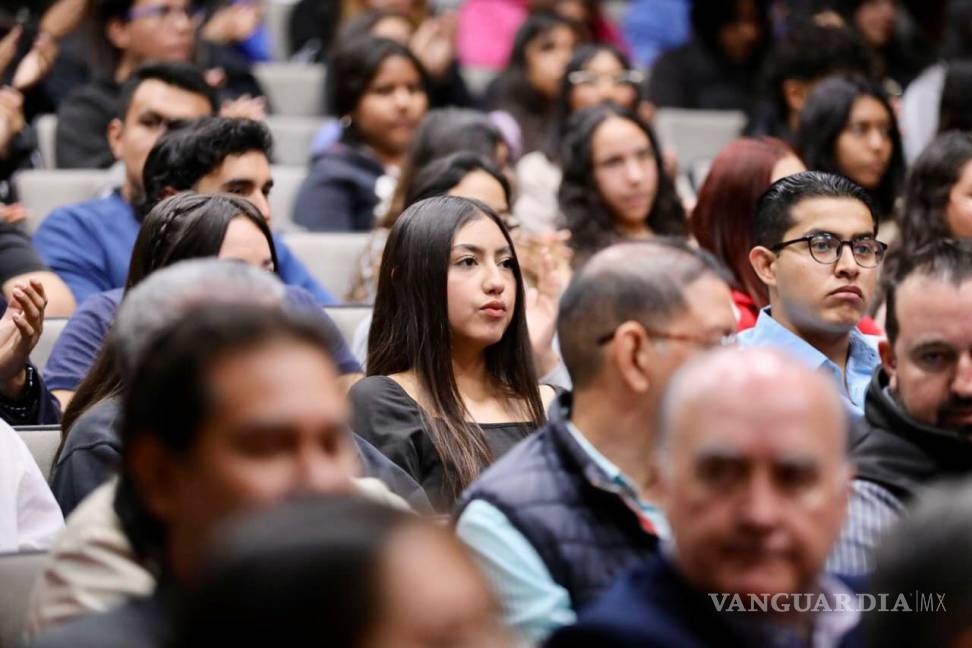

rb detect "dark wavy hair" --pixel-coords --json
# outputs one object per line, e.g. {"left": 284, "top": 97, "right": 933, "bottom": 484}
{"left": 558, "top": 103, "right": 686, "bottom": 263}
{"left": 691, "top": 137, "right": 796, "bottom": 308}
{"left": 327, "top": 35, "right": 428, "bottom": 148}
{"left": 543, "top": 42, "right": 640, "bottom": 161}
{"left": 405, "top": 152, "right": 511, "bottom": 211}
{"left": 367, "top": 196, "right": 544, "bottom": 502}
{"left": 140, "top": 116, "right": 273, "bottom": 220}
{"left": 899, "top": 131, "right": 972, "bottom": 251}
{"left": 379, "top": 108, "right": 506, "bottom": 227}
{"left": 795, "top": 74, "right": 904, "bottom": 220}
{"left": 59, "top": 193, "right": 277, "bottom": 444}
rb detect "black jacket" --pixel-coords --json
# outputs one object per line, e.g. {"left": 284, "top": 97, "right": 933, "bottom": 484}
{"left": 851, "top": 368, "right": 972, "bottom": 501}
{"left": 292, "top": 142, "right": 385, "bottom": 232}
{"left": 455, "top": 392, "right": 659, "bottom": 610}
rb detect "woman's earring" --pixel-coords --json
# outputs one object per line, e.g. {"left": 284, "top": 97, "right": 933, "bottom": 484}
{"left": 340, "top": 115, "right": 352, "bottom": 128}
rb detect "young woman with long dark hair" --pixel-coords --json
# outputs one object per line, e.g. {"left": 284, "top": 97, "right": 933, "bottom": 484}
{"left": 899, "top": 131, "right": 972, "bottom": 247}
{"left": 350, "top": 195, "right": 553, "bottom": 511}
{"left": 795, "top": 74, "right": 904, "bottom": 223}
{"left": 487, "top": 12, "right": 579, "bottom": 156}
{"left": 558, "top": 103, "right": 685, "bottom": 266}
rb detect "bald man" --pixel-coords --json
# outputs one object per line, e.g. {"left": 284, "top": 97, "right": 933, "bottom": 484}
{"left": 547, "top": 349, "right": 862, "bottom": 648}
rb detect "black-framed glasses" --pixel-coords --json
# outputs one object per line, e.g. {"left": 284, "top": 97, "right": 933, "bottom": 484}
{"left": 125, "top": 4, "right": 202, "bottom": 22}
{"left": 597, "top": 325, "right": 736, "bottom": 349}
{"left": 771, "top": 233, "right": 887, "bottom": 268}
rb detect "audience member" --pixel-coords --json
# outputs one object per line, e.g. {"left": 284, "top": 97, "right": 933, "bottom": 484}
{"left": 329, "top": 9, "right": 473, "bottom": 109}
{"left": 174, "top": 496, "right": 511, "bottom": 647}
{"left": 0, "top": 222, "right": 74, "bottom": 316}
{"left": 456, "top": 240, "right": 737, "bottom": 643}
{"left": 48, "top": 194, "right": 360, "bottom": 513}
{"left": 350, "top": 196, "right": 554, "bottom": 512}
{"left": 741, "top": 171, "right": 884, "bottom": 418}
{"left": 830, "top": 0, "right": 932, "bottom": 89}
{"left": 0, "top": 280, "right": 62, "bottom": 426}
{"left": 0, "top": 418, "right": 63, "bottom": 551}
{"left": 38, "top": 111, "right": 336, "bottom": 305}
{"left": 349, "top": 145, "right": 513, "bottom": 303}
{"left": 55, "top": 0, "right": 264, "bottom": 169}
{"left": 647, "top": 0, "right": 770, "bottom": 113}
{"left": 29, "top": 302, "right": 395, "bottom": 648}
{"left": 829, "top": 240, "right": 972, "bottom": 575}
{"left": 898, "top": 131, "right": 972, "bottom": 250}
{"left": 293, "top": 36, "right": 428, "bottom": 231}
{"left": 547, "top": 348, "right": 859, "bottom": 647}
{"left": 691, "top": 138, "right": 806, "bottom": 329}
{"left": 457, "top": 0, "right": 621, "bottom": 70}
{"left": 559, "top": 103, "right": 686, "bottom": 266}
{"left": 867, "top": 477, "right": 972, "bottom": 647}
{"left": 745, "top": 21, "right": 872, "bottom": 143}
{"left": 486, "top": 12, "right": 579, "bottom": 156}
{"left": 515, "top": 42, "right": 643, "bottom": 233}
{"left": 34, "top": 63, "right": 217, "bottom": 301}
{"left": 795, "top": 75, "right": 904, "bottom": 223}
{"left": 26, "top": 261, "right": 419, "bottom": 636}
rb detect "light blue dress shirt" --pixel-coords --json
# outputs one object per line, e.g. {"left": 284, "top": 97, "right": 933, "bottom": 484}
{"left": 738, "top": 308, "right": 881, "bottom": 418}
{"left": 456, "top": 423, "right": 668, "bottom": 645}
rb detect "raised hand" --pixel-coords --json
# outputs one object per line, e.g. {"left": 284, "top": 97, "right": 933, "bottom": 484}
{"left": 0, "top": 279, "right": 46, "bottom": 399}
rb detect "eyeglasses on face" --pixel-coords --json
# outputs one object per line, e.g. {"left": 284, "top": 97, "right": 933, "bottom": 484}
{"left": 125, "top": 3, "right": 202, "bottom": 22}
{"left": 771, "top": 233, "right": 887, "bottom": 268}
{"left": 596, "top": 324, "right": 736, "bottom": 349}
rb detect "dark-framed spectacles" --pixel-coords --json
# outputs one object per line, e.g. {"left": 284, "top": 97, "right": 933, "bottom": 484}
{"left": 771, "top": 233, "right": 887, "bottom": 268}
{"left": 596, "top": 325, "right": 736, "bottom": 349}
{"left": 125, "top": 4, "right": 203, "bottom": 22}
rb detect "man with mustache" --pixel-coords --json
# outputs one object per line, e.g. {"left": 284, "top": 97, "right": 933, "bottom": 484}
{"left": 740, "top": 171, "right": 884, "bottom": 418}
{"left": 829, "top": 239, "right": 972, "bottom": 575}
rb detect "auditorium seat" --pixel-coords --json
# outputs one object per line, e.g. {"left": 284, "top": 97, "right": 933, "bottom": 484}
{"left": 14, "top": 169, "right": 116, "bottom": 234}
{"left": 33, "top": 114, "right": 58, "bottom": 170}
{"left": 254, "top": 62, "right": 327, "bottom": 117}
{"left": 0, "top": 550, "right": 47, "bottom": 648}
{"left": 323, "top": 305, "right": 373, "bottom": 349}
{"left": 265, "top": 0, "right": 298, "bottom": 61}
{"left": 281, "top": 232, "right": 371, "bottom": 299}
{"left": 653, "top": 108, "right": 746, "bottom": 168}
{"left": 31, "top": 318, "right": 67, "bottom": 372}
{"left": 14, "top": 426, "right": 60, "bottom": 485}
{"left": 266, "top": 115, "right": 327, "bottom": 166}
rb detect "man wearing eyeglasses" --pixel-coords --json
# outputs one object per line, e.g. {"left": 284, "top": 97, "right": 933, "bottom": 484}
{"left": 455, "top": 239, "right": 737, "bottom": 644}
{"left": 741, "top": 170, "right": 884, "bottom": 419}
{"left": 56, "top": 0, "right": 264, "bottom": 169}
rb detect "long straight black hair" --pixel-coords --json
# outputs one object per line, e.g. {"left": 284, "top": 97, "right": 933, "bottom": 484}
{"left": 366, "top": 195, "right": 544, "bottom": 496}
{"left": 59, "top": 193, "right": 278, "bottom": 442}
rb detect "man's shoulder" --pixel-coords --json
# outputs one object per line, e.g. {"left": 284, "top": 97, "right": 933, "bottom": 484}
{"left": 463, "top": 423, "right": 563, "bottom": 498}
{"left": 42, "top": 195, "right": 127, "bottom": 230}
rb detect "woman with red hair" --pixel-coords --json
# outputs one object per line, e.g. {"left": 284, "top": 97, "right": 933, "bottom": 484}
{"left": 691, "top": 137, "right": 881, "bottom": 334}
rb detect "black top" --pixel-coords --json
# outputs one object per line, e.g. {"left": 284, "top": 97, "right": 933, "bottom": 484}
{"left": 647, "top": 39, "right": 760, "bottom": 113}
{"left": 349, "top": 375, "right": 535, "bottom": 512}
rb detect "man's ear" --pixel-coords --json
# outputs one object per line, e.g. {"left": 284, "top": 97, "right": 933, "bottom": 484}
{"left": 879, "top": 339, "right": 898, "bottom": 391}
{"left": 748, "top": 245, "right": 778, "bottom": 288}
{"left": 107, "top": 118, "right": 124, "bottom": 160}
{"left": 610, "top": 321, "right": 654, "bottom": 394}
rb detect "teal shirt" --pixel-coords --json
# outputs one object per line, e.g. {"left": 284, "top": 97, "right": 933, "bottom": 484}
{"left": 737, "top": 308, "right": 881, "bottom": 418}
{"left": 456, "top": 422, "right": 668, "bottom": 644}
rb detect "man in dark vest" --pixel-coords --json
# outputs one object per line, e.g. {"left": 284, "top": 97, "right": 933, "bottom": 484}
{"left": 829, "top": 239, "right": 972, "bottom": 575}
{"left": 548, "top": 348, "right": 859, "bottom": 648}
{"left": 454, "top": 239, "right": 738, "bottom": 643}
